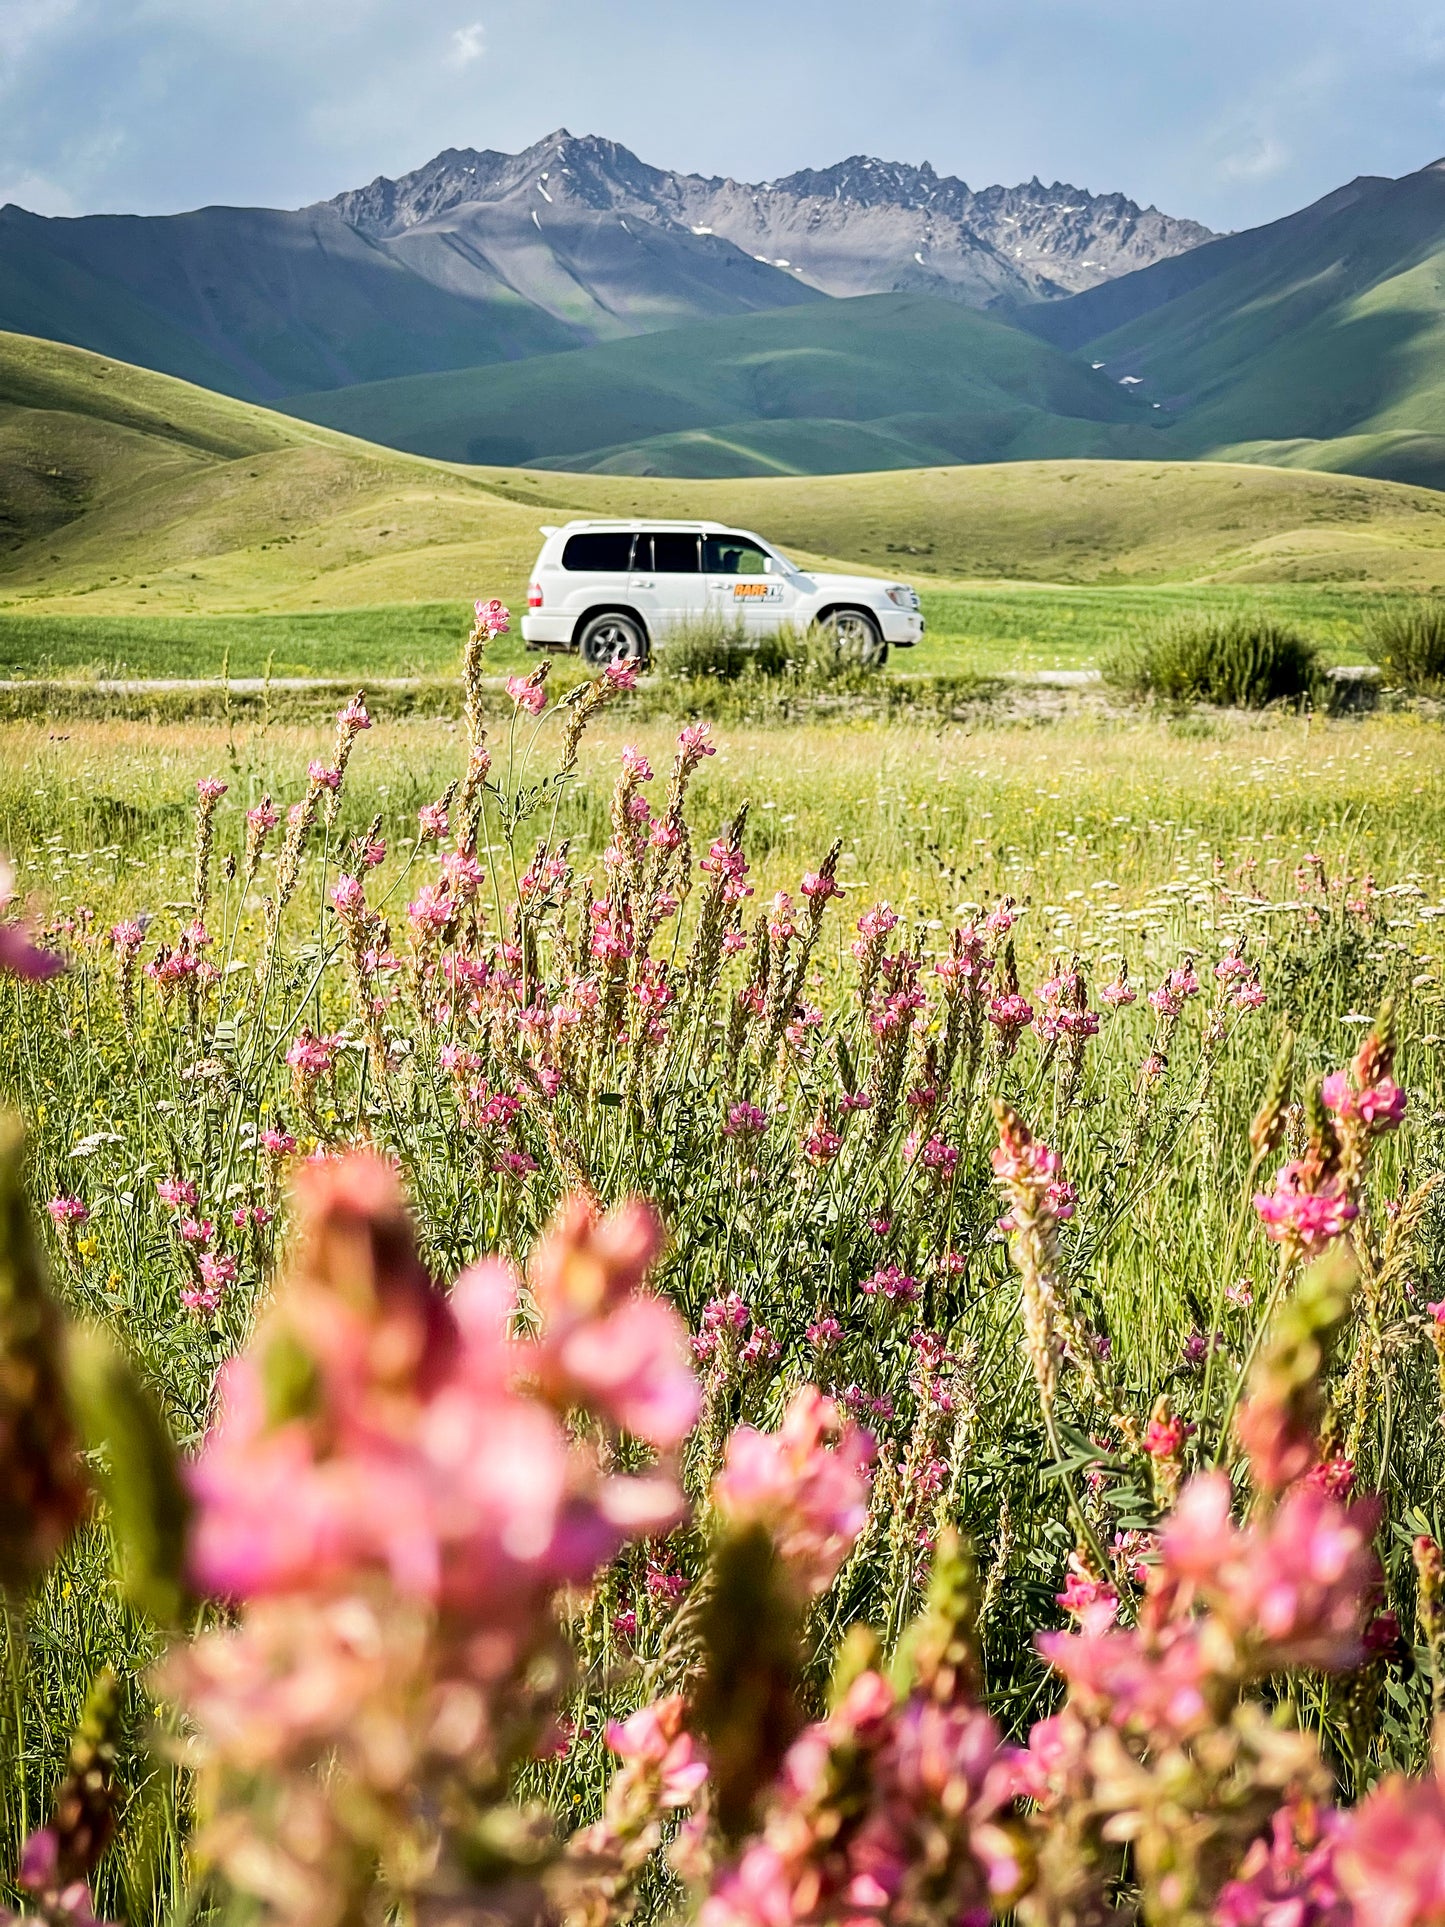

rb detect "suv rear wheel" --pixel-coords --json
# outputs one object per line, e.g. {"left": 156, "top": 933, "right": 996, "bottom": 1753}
{"left": 823, "top": 608, "right": 888, "bottom": 669}
{"left": 578, "top": 610, "right": 648, "bottom": 669}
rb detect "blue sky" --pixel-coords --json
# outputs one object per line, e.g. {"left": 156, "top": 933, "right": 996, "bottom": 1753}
{"left": 4, "top": 0, "right": 1445, "bottom": 231}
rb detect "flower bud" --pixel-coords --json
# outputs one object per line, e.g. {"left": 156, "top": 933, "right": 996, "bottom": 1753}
{"left": 0, "top": 1113, "right": 89, "bottom": 1593}
{"left": 1249, "top": 1030, "right": 1295, "bottom": 1160}
{"left": 65, "top": 1324, "right": 192, "bottom": 1627}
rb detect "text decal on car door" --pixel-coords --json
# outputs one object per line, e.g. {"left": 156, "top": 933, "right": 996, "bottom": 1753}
{"left": 732, "top": 582, "right": 784, "bottom": 602}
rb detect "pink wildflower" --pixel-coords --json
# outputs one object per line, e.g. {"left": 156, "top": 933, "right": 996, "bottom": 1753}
{"left": 474, "top": 597, "right": 510, "bottom": 635}
{"left": 1144, "top": 1409, "right": 1193, "bottom": 1457}
{"left": 605, "top": 1694, "right": 709, "bottom": 1809}
{"left": 0, "top": 860, "right": 66, "bottom": 981}
{"left": 506, "top": 675, "right": 547, "bottom": 716}
{"left": 1216, "top": 1801, "right": 1351, "bottom": 1927}
{"left": 524, "top": 1197, "right": 700, "bottom": 1449}
{"left": 1321, "top": 1068, "right": 1407, "bottom": 1133}
{"left": 330, "top": 874, "right": 366, "bottom": 916}
{"left": 286, "top": 1031, "right": 339, "bottom": 1079}
{"left": 1337, "top": 1765, "right": 1445, "bottom": 1927}
{"left": 724, "top": 1102, "right": 768, "bottom": 1140}
{"left": 199, "top": 1252, "right": 238, "bottom": 1293}
{"left": 417, "top": 803, "right": 449, "bottom": 840}
{"left": 307, "top": 761, "right": 342, "bottom": 791}
{"left": 804, "top": 1126, "right": 843, "bottom": 1165}
{"left": 157, "top": 1176, "right": 198, "bottom": 1209}
{"left": 195, "top": 777, "right": 228, "bottom": 803}
{"left": 46, "top": 1196, "right": 89, "bottom": 1226}
{"left": 714, "top": 1386, "right": 875, "bottom": 1596}
{"left": 860, "top": 1265, "right": 920, "bottom": 1306}
{"left": 1254, "top": 1165, "right": 1358, "bottom": 1251}
{"left": 675, "top": 721, "right": 715, "bottom": 768}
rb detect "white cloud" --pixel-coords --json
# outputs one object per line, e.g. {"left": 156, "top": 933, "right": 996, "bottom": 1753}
{"left": 448, "top": 20, "right": 485, "bottom": 66}
{"left": 0, "top": 168, "right": 76, "bottom": 213}
{"left": 1218, "top": 134, "right": 1289, "bottom": 182}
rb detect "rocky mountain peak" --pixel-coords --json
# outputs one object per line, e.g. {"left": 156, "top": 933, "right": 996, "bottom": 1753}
{"left": 318, "top": 130, "right": 1215, "bottom": 306}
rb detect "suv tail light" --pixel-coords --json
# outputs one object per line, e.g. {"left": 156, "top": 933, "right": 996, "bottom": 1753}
{"left": 528, "top": 581, "right": 544, "bottom": 609}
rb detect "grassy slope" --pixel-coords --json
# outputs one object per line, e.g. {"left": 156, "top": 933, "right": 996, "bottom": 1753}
{"left": 1041, "top": 162, "right": 1445, "bottom": 489}
{"left": 279, "top": 294, "right": 1150, "bottom": 470}
{"left": 0, "top": 204, "right": 589, "bottom": 402}
{"left": 7, "top": 330, "right": 1445, "bottom": 680}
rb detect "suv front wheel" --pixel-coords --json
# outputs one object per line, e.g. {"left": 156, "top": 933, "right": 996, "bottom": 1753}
{"left": 822, "top": 608, "right": 888, "bottom": 669}
{"left": 578, "top": 611, "right": 648, "bottom": 670}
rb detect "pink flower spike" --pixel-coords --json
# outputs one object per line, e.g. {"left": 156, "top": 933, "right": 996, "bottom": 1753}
{"left": 474, "top": 597, "right": 510, "bottom": 635}
{"left": 47, "top": 1196, "right": 89, "bottom": 1226}
{"left": 195, "top": 777, "right": 228, "bottom": 803}
{"left": 713, "top": 1386, "right": 875, "bottom": 1597}
{"left": 330, "top": 874, "right": 366, "bottom": 916}
{"left": 505, "top": 675, "right": 548, "bottom": 716}
{"left": 1254, "top": 1164, "right": 1358, "bottom": 1251}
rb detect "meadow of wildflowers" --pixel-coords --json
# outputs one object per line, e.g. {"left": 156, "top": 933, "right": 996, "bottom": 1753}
{"left": 3, "top": 600, "right": 1445, "bottom": 1927}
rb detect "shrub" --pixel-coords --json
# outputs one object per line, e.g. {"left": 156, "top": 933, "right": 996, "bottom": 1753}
{"left": 656, "top": 620, "right": 869, "bottom": 690}
{"left": 1363, "top": 598, "right": 1445, "bottom": 688}
{"left": 657, "top": 616, "right": 756, "bottom": 683}
{"left": 1104, "top": 613, "right": 1323, "bottom": 709}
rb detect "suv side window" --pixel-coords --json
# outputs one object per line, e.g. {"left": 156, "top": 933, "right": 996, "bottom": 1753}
{"left": 703, "top": 534, "right": 772, "bottom": 575}
{"left": 651, "top": 533, "right": 701, "bottom": 574}
{"left": 562, "top": 532, "right": 635, "bottom": 572}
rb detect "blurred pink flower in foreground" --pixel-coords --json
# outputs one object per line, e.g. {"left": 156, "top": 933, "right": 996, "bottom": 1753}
{"left": 713, "top": 1386, "right": 875, "bottom": 1597}
{"left": 185, "top": 1159, "right": 695, "bottom": 1609}
{"left": 1337, "top": 1756, "right": 1445, "bottom": 1927}
{"left": 0, "top": 859, "right": 65, "bottom": 981}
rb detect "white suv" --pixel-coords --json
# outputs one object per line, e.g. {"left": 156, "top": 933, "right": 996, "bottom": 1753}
{"left": 521, "top": 521, "right": 924, "bottom": 668}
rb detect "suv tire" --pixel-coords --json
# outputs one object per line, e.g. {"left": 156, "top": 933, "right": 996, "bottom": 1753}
{"left": 578, "top": 610, "right": 648, "bottom": 669}
{"left": 823, "top": 608, "right": 888, "bottom": 669}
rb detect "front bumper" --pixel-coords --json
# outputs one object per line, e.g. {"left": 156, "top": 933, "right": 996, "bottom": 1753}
{"left": 880, "top": 609, "right": 924, "bottom": 647}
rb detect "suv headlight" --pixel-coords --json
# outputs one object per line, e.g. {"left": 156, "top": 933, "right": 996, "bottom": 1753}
{"left": 885, "top": 585, "right": 919, "bottom": 610}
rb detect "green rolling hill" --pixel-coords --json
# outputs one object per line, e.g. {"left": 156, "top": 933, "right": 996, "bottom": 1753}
{"left": 1022, "top": 156, "right": 1445, "bottom": 489}
{"left": 10, "top": 332, "right": 1445, "bottom": 631}
{"left": 278, "top": 294, "right": 1154, "bottom": 473}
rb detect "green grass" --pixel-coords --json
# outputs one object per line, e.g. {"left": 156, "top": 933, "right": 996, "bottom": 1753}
{"left": 0, "top": 584, "right": 1388, "bottom": 682}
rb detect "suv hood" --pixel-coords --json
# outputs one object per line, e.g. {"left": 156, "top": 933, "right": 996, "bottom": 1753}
{"left": 795, "top": 571, "right": 896, "bottom": 597}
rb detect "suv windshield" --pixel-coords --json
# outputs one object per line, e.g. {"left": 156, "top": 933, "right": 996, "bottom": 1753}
{"left": 703, "top": 534, "right": 773, "bottom": 575}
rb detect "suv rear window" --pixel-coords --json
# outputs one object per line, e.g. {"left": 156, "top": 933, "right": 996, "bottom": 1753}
{"left": 650, "top": 533, "right": 701, "bottom": 573}
{"left": 562, "top": 531, "right": 634, "bottom": 572}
